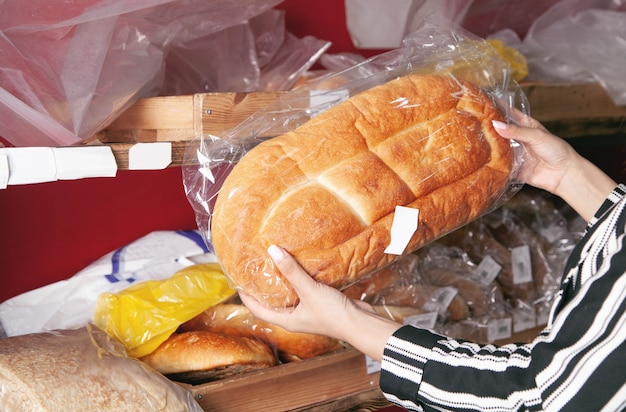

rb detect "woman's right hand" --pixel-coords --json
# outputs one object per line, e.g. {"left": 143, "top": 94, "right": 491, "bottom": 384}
{"left": 492, "top": 117, "right": 574, "bottom": 195}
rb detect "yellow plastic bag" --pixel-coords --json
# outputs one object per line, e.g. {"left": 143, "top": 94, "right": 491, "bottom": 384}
{"left": 94, "top": 263, "right": 235, "bottom": 358}
{"left": 487, "top": 39, "right": 528, "bottom": 83}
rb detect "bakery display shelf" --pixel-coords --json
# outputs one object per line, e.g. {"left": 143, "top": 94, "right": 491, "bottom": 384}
{"left": 177, "top": 325, "right": 546, "bottom": 412}
{"left": 179, "top": 345, "right": 384, "bottom": 412}
{"left": 89, "top": 82, "right": 624, "bottom": 170}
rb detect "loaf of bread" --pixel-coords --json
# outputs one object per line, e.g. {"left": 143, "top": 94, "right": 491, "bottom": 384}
{"left": 180, "top": 303, "right": 342, "bottom": 362}
{"left": 212, "top": 73, "right": 514, "bottom": 307}
{"left": 141, "top": 331, "right": 276, "bottom": 384}
{"left": 0, "top": 326, "right": 202, "bottom": 411}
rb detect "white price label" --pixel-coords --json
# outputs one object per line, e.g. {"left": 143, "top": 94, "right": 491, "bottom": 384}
{"left": 511, "top": 245, "right": 533, "bottom": 284}
{"left": 474, "top": 255, "right": 501, "bottom": 286}
{"left": 365, "top": 355, "right": 381, "bottom": 374}
{"left": 423, "top": 287, "right": 457, "bottom": 315}
{"left": 404, "top": 312, "right": 438, "bottom": 329}
{"left": 487, "top": 317, "right": 512, "bottom": 342}
{"left": 512, "top": 306, "right": 537, "bottom": 332}
{"left": 384, "top": 206, "right": 419, "bottom": 255}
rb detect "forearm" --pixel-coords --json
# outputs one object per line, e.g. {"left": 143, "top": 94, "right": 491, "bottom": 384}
{"left": 555, "top": 152, "right": 617, "bottom": 222}
{"left": 338, "top": 306, "right": 401, "bottom": 362}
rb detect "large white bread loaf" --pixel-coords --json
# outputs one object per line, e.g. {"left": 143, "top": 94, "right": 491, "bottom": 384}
{"left": 212, "top": 73, "right": 514, "bottom": 307}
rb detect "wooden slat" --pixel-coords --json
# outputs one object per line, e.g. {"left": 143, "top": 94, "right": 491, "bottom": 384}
{"left": 521, "top": 82, "right": 626, "bottom": 138}
{"left": 180, "top": 326, "right": 545, "bottom": 412}
{"left": 187, "top": 347, "right": 381, "bottom": 412}
{"left": 198, "top": 92, "right": 284, "bottom": 136}
{"left": 99, "top": 92, "right": 284, "bottom": 144}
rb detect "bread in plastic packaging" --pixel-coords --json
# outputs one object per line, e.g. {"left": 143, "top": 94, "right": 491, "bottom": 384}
{"left": 183, "top": 21, "right": 530, "bottom": 308}
{"left": 0, "top": 325, "right": 202, "bottom": 412}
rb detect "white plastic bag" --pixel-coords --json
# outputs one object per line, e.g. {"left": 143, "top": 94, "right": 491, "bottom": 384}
{"left": 0, "top": 230, "right": 216, "bottom": 337}
{"left": 0, "top": 0, "right": 283, "bottom": 146}
{"left": 519, "top": 0, "right": 626, "bottom": 105}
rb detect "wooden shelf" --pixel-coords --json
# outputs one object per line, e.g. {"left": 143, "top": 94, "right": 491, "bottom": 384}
{"left": 85, "top": 82, "right": 625, "bottom": 170}
{"left": 177, "top": 325, "right": 546, "bottom": 412}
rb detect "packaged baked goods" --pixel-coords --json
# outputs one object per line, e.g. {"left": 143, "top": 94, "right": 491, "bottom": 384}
{"left": 183, "top": 22, "right": 528, "bottom": 308}
{"left": 0, "top": 325, "right": 202, "bottom": 411}
{"left": 141, "top": 330, "right": 277, "bottom": 384}
{"left": 343, "top": 254, "right": 472, "bottom": 322}
{"left": 180, "top": 303, "right": 343, "bottom": 362}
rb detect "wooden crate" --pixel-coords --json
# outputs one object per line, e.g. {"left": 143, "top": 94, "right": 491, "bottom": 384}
{"left": 91, "top": 83, "right": 625, "bottom": 170}
{"left": 180, "top": 346, "right": 388, "bottom": 412}
{"left": 174, "top": 326, "right": 545, "bottom": 412}
{"left": 522, "top": 82, "right": 626, "bottom": 138}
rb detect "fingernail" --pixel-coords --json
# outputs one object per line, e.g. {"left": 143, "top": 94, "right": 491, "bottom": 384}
{"left": 492, "top": 120, "right": 508, "bottom": 130}
{"left": 268, "top": 244, "right": 286, "bottom": 262}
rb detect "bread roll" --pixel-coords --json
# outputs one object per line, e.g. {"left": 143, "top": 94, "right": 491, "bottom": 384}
{"left": 180, "top": 304, "right": 342, "bottom": 362}
{"left": 212, "top": 73, "right": 513, "bottom": 307}
{"left": 141, "top": 331, "right": 276, "bottom": 383}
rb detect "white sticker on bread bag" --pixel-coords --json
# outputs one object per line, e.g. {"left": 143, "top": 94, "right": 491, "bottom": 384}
{"left": 511, "top": 244, "right": 533, "bottom": 284}
{"left": 384, "top": 206, "right": 419, "bottom": 255}
{"left": 474, "top": 255, "right": 502, "bottom": 287}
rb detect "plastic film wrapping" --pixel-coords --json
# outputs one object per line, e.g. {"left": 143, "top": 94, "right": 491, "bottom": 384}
{"left": 180, "top": 302, "right": 343, "bottom": 363}
{"left": 344, "top": 188, "right": 583, "bottom": 343}
{"left": 0, "top": 325, "right": 203, "bottom": 411}
{"left": 183, "top": 21, "right": 530, "bottom": 308}
{"left": 93, "top": 263, "right": 235, "bottom": 358}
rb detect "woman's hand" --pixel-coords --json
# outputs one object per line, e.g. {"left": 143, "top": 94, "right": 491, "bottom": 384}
{"left": 493, "top": 116, "right": 616, "bottom": 221}
{"left": 239, "top": 245, "right": 400, "bottom": 362}
{"left": 492, "top": 117, "right": 573, "bottom": 195}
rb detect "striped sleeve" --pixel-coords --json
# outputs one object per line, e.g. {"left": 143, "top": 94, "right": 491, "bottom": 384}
{"left": 379, "top": 184, "right": 626, "bottom": 412}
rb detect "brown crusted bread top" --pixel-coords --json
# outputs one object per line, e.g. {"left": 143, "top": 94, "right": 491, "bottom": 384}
{"left": 141, "top": 331, "right": 276, "bottom": 375}
{"left": 211, "top": 73, "right": 514, "bottom": 307}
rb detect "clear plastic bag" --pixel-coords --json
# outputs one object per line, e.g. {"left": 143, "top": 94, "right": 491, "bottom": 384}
{"left": 0, "top": 0, "right": 283, "bottom": 146}
{"left": 0, "top": 325, "right": 203, "bottom": 411}
{"left": 180, "top": 300, "right": 343, "bottom": 363}
{"left": 183, "top": 20, "right": 529, "bottom": 308}
{"left": 518, "top": 0, "right": 626, "bottom": 105}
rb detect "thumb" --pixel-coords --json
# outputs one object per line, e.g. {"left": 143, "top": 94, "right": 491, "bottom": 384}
{"left": 491, "top": 119, "right": 546, "bottom": 146}
{"left": 268, "top": 245, "right": 318, "bottom": 295}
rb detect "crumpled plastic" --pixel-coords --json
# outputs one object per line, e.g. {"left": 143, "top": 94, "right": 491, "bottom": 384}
{"left": 0, "top": 230, "right": 214, "bottom": 337}
{"left": 0, "top": 0, "right": 333, "bottom": 147}
{"left": 485, "top": 0, "right": 626, "bottom": 105}
{"left": 94, "top": 262, "right": 235, "bottom": 358}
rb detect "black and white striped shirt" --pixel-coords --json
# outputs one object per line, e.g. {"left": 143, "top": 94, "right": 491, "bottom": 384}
{"left": 380, "top": 184, "right": 626, "bottom": 411}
